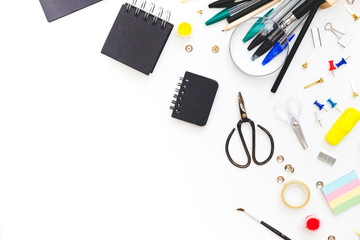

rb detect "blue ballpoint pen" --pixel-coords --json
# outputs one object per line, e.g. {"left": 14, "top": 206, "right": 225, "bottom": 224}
{"left": 262, "top": 34, "right": 295, "bottom": 65}
{"left": 262, "top": 14, "right": 307, "bottom": 65}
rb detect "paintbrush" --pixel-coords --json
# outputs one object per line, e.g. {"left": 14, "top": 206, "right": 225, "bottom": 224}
{"left": 237, "top": 208, "right": 292, "bottom": 240}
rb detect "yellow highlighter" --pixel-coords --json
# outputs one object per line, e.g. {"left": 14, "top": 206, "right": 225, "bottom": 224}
{"left": 354, "top": 228, "right": 360, "bottom": 237}
{"left": 326, "top": 108, "right": 360, "bottom": 145}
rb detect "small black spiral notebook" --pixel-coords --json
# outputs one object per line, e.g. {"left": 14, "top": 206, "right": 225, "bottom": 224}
{"left": 170, "top": 72, "right": 219, "bottom": 126}
{"left": 39, "top": 0, "right": 102, "bottom": 22}
{"left": 101, "top": 2, "right": 173, "bottom": 75}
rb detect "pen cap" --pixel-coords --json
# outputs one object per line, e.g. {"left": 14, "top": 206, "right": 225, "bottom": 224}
{"left": 229, "top": 17, "right": 290, "bottom": 77}
{"left": 325, "top": 107, "right": 360, "bottom": 145}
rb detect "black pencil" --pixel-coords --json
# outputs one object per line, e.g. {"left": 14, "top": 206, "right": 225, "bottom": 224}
{"left": 227, "top": 0, "right": 273, "bottom": 23}
{"left": 209, "top": 0, "right": 250, "bottom": 8}
{"left": 270, "top": 0, "right": 322, "bottom": 93}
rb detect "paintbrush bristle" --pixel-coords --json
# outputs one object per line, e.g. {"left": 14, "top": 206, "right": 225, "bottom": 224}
{"left": 236, "top": 208, "right": 260, "bottom": 223}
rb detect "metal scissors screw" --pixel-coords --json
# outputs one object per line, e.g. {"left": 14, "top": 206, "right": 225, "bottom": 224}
{"left": 225, "top": 92, "right": 275, "bottom": 168}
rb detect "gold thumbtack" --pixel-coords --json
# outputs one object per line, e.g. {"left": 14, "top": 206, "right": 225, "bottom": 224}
{"left": 284, "top": 164, "right": 295, "bottom": 173}
{"left": 349, "top": 77, "right": 359, "bottom": 97}
{"left": 344, "top": 4, "right": 359, "bottom": 21}
{"left": 302, "top": 50, "right": 317, "bottom": 69}
{"left": 198, "top": 0, "right": 211, "bottom": 14}
{"left": 304, "top": 77, "right": 324, "bottom": 89}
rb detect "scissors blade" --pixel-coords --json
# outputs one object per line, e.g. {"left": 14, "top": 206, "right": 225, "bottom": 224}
{"left": 290, "top": 117, "right": 308, "bottom": 149}
{"left": 238, "top": 92, "right": 247, "bottom": 120}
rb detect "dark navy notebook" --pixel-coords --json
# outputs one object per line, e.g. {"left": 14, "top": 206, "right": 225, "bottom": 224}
{"left": 170, "top": 72, "right": 219, "bottom": 126}
{"left": 101, "top": 2, "right": 173, "bottom": 75}
{"left": 39, "top": 0, "right": 102, "bottom": 22}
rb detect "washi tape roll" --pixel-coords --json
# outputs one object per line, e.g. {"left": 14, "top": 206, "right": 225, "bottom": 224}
{"left": 281, "top": 180, "right": 311, "bottom": 209}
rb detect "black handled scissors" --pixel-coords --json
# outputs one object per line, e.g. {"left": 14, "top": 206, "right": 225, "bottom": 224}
{"left": 225, "top": 92, "right": 275, "bottom": 168}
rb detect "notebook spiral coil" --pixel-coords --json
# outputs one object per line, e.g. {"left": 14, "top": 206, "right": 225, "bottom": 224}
{"left": 125, "top": 0, "right": 171, "bottom": 29}
{"left": 169, "top": 72, "right": 218, "bottom": 126}
{"left": 170, "top": 77, "right": 189, "bottom": 113}
{"left": 101, "top": 0, "right": 173, "bottom": 75}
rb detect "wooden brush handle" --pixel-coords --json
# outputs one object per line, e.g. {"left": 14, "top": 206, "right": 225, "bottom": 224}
{"left": 261, "top": 221, "right": 292, "bottom": 240}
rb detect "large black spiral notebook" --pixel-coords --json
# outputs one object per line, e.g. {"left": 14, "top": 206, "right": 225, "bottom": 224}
{"left": 101, "top": 2, "right": 173, "bottom": 75}
{"left": 39, "top": 0, "right": 102, "bottom": 22}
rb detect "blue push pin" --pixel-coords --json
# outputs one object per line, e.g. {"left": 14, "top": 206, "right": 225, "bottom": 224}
{"left": 336, "top": 56, "right": 351, "bottom": 68}
{"left": 327, "top": 98, "right": 341, "bottom": 113}
{"left": 314, "top": 100, "right": 328, "bottom": 112}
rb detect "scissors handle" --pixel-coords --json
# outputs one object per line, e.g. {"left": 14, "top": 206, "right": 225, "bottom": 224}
{"left": 225, "top": 120, "right": 275, "bottom": 168}
{"left": 251, "top": 123, "right": 275, "bottom": 166}
{"left": 225, "top": 122, "right": 252, "bottom": 169}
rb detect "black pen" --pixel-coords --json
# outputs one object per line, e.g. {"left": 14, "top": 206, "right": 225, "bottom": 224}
{"left": 247, "top": 0, "right": 301, "bottom": 50}
{"left": 209, "top": 0, "right": 251, "bottom": 8}
{"left": 279, "top": 0, "right": 322, "bottom": 29}
{"left": 227, "top": 0, "right": 273, "bottom": 23}
{"left": 251, "top": 13, "right": 307, "bottom": 60}
{"left": 251, "top": 0, "right": 321, "bottom": 60}
{"left": 251, "top": 26, "right": 285, "bottom": 60}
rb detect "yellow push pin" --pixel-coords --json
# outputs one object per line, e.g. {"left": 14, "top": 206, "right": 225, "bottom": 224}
{"left": 302, "top": 50, "right": 317, "bottom": 69}
{"left": 177, "top": 22, "right": 192, "bottom": 37}
{"left": 349, "top": 77, "right": 359, "bottom": 97}
{"left": 344, "top": 4, "right": 359, "bottom": 21}
{"left": 354, "top": 228, "right": 360, "bottom": 237}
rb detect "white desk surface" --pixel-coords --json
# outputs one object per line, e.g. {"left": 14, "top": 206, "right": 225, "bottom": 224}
{"left": 1, "top": 0, "right": 360, "bottom": 239}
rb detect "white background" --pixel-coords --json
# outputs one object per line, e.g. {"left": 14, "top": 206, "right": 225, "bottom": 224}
{"left": 1, "top": 0, "right": 360, "bottom": 239}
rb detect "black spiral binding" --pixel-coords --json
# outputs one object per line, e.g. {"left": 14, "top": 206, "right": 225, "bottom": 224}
{"left": 170, "top": 77, "right": 189, "bottom": 113}
{"left": 125, "top": 0, "right": 171, "bottom": 29}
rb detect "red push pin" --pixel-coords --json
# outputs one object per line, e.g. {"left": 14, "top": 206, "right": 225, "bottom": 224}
{"left": 329, "top": 60, "right": 336, "bottom": 77}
